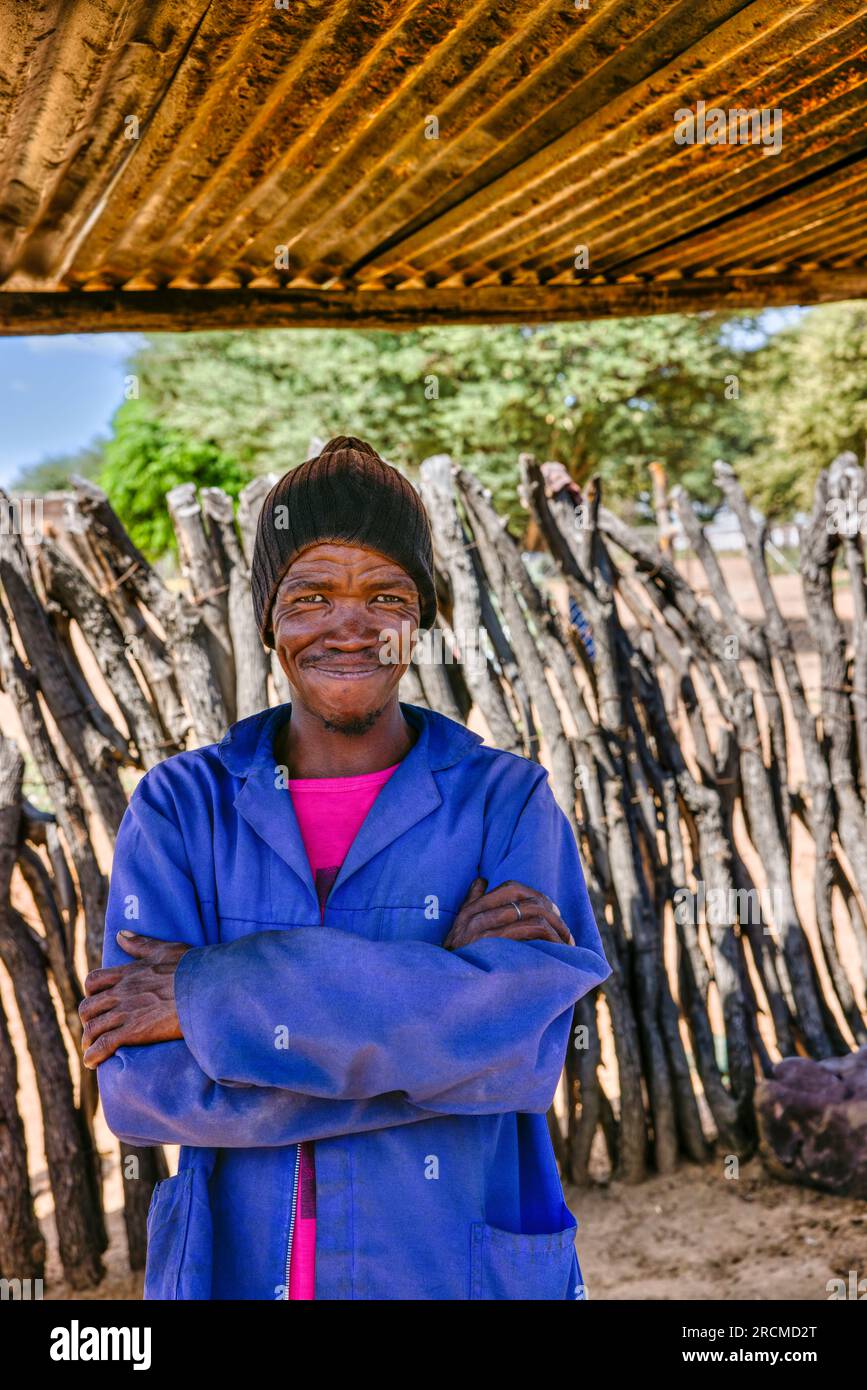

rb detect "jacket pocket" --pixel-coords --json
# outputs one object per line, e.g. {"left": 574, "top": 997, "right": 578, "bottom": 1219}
{"left": 144, "top": 1166, "right": 213, "bottom": 1300}
{"left": 469, "top": 1212, "right": 579, "bottom": 1301}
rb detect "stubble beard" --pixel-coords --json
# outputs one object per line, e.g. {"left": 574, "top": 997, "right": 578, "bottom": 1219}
{"left": 319, "top": 703, "right": 387, "bottom": 737}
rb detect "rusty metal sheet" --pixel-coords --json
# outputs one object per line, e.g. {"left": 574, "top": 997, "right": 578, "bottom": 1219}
{"left": 0, "top": 0, "right": 865, "bottom": 330}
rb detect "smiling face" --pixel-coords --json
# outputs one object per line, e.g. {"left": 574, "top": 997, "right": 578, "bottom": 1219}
{"left": 271, "top": 541, "right": 421, "bottom": 735}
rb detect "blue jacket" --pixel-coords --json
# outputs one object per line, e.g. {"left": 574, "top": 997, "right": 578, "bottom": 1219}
{"left": 98, "top": 701, "right": 611, "bottom": 1300}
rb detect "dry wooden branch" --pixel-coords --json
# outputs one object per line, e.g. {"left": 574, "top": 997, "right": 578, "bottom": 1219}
{"left": 0, "top": 736, "right": 104, "bottom": 1288}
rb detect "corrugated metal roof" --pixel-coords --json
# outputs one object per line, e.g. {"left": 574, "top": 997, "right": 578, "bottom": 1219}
{"left": 1, "top": 0, "right": 866, "bottom": 331}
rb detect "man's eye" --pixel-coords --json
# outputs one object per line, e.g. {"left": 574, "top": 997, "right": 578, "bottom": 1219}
{"left": 373, "top": 594, "right": 405, "bottom": 604}
{"left": 296, "top": 594, "right": 326, "bottom": 604}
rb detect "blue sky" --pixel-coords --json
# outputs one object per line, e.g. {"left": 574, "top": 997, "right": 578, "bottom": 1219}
{"left": 0, "top": 333, "right": 143, "bottom": 486}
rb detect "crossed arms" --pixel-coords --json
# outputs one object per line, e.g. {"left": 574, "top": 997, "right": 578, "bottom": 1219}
{"left": 86, "top": 766, "right": 611, "bottom": 1148}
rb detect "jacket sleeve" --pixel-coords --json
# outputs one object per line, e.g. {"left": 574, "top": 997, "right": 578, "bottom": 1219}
{"left": 97, "top": 769, "right": 444, "bottom": 1148}
{"left": 175, "top": 765, "right": 612, "bottom": 1115}
{"left": 98, "top": 1043, "right": 443, "bottom": 1148}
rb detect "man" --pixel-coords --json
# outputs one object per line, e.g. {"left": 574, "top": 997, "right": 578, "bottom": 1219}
{"left": 81, "top": 436, "right": 611, "bottom": 1301}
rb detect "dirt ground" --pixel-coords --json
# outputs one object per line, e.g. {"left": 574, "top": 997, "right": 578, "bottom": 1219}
{"left": 568, "top": 1162, "right": 867, "bottom": 1302}
{"left": 6, "top": 551, "right": 867, "bottom": 1302}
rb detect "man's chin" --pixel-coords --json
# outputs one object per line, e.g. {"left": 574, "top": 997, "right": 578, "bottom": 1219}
{"left": 318, "top": 704, "right": 386, "bottom": 737}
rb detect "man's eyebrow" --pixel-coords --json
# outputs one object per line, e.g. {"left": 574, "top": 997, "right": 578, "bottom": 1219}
{"left": 364, "top": 572, "right": 417, "bottom": 587}
{"left": 279, "top": 575, "right": 338, "bottom": 591}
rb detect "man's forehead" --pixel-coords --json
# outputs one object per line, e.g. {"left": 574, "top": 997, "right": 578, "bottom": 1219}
{"left": 278, "top": 544, "right": 415, "bottom": 585}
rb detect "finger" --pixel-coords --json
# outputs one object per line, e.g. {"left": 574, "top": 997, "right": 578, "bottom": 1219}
{"left": 82, "top": 1009, "right": 125, "bottom": 1049}
{"left": 459, "top": 898, "right": 551, "bottom": 935}
{"left": 457, "top": 889, "right": 542, "bottom": 931}
{"left": 530, "top": 909, "right": 572, "bottom": 945}
{"left": 489, "top": 880, "right": 559, "bottom": 917}
{"left": 83, "top": 1027, "right": 124, "bottom": 1068}
{"left": 452, "top": 878, "right": 487, "bottom": 927}
{"left": 443, "top": 916, "right": 477, "bottom": 949}
{"left": 83, "top": 966, "right": 125, "bottom": 996}
{"left": 482, "top": 885, "right": 572, "bottom": 942}
{"left": 458, "top": 903, "right": 531, "bottom": 935}
{"left": 536, "top": 913, "right": 572, "bottom": 945}
{"left": 116, "top": 930, "right": 158, "bottom": 957}
{"left": 467, "top": 880, "right": 539, "bottom": 905}
{"left": 501, "top": 919, "right": 569, "bottom": 945}
{"left": 79, "top": 990, "right": 118, "bottom": 1023}
{"left": 477, "top": 920, "right": 564, "bottom": 945}
{"left": 459, "top": 883, "right": 546, "bottom": 922}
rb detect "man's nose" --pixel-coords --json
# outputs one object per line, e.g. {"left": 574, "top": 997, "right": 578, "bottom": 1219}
{"left": 321, "top": 600, "right": 382, "bottom": 647}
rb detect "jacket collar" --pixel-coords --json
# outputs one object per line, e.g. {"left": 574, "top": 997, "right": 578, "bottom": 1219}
{"left": 217, "top": 701, "right": 482, "bottom": 778}
{"left": 217, "top": 702, "right": 482, "bottom": 908}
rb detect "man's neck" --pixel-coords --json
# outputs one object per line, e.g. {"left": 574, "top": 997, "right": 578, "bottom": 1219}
{"left": 275, "top": 698, "right": 417, "bottom": 778}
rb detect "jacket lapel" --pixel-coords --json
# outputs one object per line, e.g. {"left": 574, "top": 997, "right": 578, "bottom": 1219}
{"left": 220, "top": 700, "right": 483, "bottom": 913}
{"left": 228, "top": 704, "right": 320, "bottom": 914}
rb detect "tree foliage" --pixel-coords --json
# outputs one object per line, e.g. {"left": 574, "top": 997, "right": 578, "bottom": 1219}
{"left": 14, "top": 304, "right": 867, "bottom": 558}
{"left": 118, "top": 316, "right": 755, "bottom": 534}
{"left": 740, "top": 301, "right": 867, "bottom": 517}
{"left": 99, "top": 400, "right": 250, "bottom": 557}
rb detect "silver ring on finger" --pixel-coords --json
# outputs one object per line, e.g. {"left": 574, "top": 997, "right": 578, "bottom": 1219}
{"left": 510, "top": 899, "right": 523, "bottom": 922}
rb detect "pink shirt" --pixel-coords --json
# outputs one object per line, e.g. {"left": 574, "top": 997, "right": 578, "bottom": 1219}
{"left": 285, "top": 761, "right": 401, "bottom": 1300}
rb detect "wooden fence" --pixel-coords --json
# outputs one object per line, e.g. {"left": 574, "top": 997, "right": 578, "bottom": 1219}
{"left": 0, "top": 450, "right": 864, "bottom": 1289}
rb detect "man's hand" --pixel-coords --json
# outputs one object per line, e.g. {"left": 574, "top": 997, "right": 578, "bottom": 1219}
{"left": 80, "top": 931, "right": 189, "bottom": 1069}
{"left": 443, "top": 878, "right": 574, "bottom": 951}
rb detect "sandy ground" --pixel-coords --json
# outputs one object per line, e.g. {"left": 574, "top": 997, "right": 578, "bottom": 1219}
{"left": 568, "top": 1163, "right": 867, "bottom": 1301}
{"left": 5, "top": 552, "right": 867, "bottom": 1302}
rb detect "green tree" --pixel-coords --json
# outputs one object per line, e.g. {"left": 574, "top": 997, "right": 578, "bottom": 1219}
{"left": 100, "top": 400, "right": 250, "bottom": 558}
{"left": 740, "top": 301, "right": 867, "bottom": 516}
{"left": 120, "top": 316, "right": 756, "bottom": 534}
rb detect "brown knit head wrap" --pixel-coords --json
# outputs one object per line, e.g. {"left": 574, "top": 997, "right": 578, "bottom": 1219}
{"left": 250, "top": 436, "right": 437, "bottom": 649}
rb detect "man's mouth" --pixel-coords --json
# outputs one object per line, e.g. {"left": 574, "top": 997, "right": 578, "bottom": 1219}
{"left": 304, "top": 660, "right": 385, "bottom": 680}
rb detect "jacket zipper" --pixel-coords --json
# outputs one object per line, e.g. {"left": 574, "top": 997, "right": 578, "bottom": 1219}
{"left": 284, "top": 1143, "right": 301, "bottom": 1300}
{"left": 284, "top": 902, "right": 323, "bottom": 1298}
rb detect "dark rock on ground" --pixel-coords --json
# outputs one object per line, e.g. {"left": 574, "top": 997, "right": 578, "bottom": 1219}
{"left": 755, "top": 1045, "right": 867, "bottom": 1200}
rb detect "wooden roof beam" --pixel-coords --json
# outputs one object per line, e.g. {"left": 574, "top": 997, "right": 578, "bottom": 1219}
{"left": 4, "top": 266, "right": 866, "bottom": 335}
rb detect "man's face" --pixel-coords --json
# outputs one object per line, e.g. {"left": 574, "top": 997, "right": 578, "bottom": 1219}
{"left": 271, "top": 542, "right": 421, "bottom": 735}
